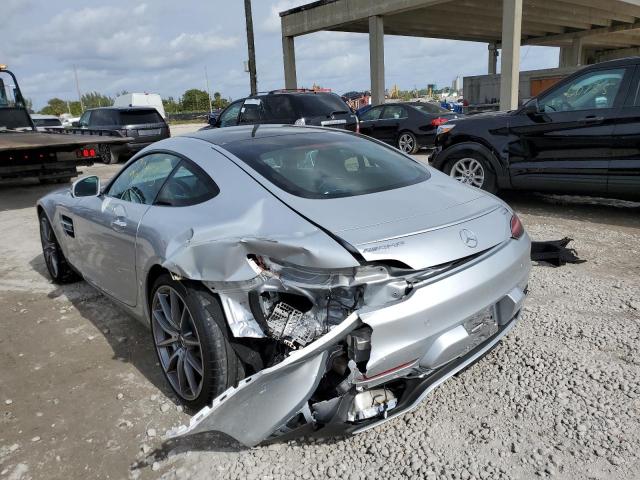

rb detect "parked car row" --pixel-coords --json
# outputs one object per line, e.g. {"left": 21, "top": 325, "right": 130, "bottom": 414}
{"left": 79, "top": 57, "right": 640, "bottom": 201}
{"left": 205, "top": 90, "right": 458, "bottom": 154}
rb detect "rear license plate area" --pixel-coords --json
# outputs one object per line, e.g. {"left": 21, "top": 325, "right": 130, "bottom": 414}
{"left": 463, "top": 306, "right": 498, "bottom": 350}
{"left": 138, "top": 129, "right": 161, "bottom": 136}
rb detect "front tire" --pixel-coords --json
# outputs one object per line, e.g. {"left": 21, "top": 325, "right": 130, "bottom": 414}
{"left": 397, "top": 131, "right": 419, "bottom": 154}
{"left": 38, "top": 213, "right": 79, "bottom": 284}
{"left": 445, "top": 150, "right": 497, "bottom": 193}
{"left": 150, "top": 274, "right": 244, "bottom": 411}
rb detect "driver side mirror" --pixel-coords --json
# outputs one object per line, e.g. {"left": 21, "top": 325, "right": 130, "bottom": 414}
{"left": 72, "top": 175, "right": 100, "bottom": 197}
{"left": 71, "top": 121, "right": 80, "bottom": 127}
{"left": 522, "top": 98, "right": 541, "bottom": 116}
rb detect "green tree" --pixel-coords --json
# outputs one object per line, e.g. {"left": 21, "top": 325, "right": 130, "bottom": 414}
{"left": 180, "top": 88, "right": 209, "bottom": 112}
{"left": 162, "top": 96, "right": 180, "bottom": 114}
{"left": 212, "top": 91, "right": 229, "bottom": 109}
{"left": 82, "top": 91, "right": 113, "bottom": 109}
{"left": 40, "top": 98, "right": 68, "bottom": 116}
{"left": 68, "top": 101, "right": 83, "bottom": 116}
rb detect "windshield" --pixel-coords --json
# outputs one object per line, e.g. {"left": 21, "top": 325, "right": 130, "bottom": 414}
{"left": 293, "top": 94, "right": 351, "bottom": 117}
{"left": 0, "top": 72, "right": 21, "bottom": 109}
{"left": 412, "top": 103, "right": 449, "bottom": 115}
{"left": 33, "top": 118, "right": 62, "bottom": 127}
{"left": 0, "top": 71, "right": 32, "bottom": 130}
{"left": 224, "top": 132, "right": 429, "bottom": 199}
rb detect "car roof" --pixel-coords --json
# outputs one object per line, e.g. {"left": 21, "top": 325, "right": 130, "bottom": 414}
{"left": 578, "top": 56, "right": 640, "bottom": 70}
{"left": 251, "top": 90, "right": 339, "bottom": 98}
{"left": 86, "top": 106, "right": 158, "bottom": 112}
{"left": 186, "top": 124, "right": 337, "bottom": 146}
{"left": 30, "top": 114, "right": 59, "bottom": 119}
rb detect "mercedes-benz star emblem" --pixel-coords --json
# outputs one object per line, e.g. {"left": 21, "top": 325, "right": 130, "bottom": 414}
{"left": 460, "top": 229, "right": 478, "bottom": 248}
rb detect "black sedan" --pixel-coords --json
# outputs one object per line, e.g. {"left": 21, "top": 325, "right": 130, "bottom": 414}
{"left": 358, "top": 102, "right": 461, "bottom": 154}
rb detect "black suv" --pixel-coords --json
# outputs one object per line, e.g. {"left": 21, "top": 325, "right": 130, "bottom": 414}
{"left": 76, "top": 107, "right": 170, "bottom": 163}
{"left": 210, "top": 90, "right": 358, "bottom": 132}
{"left": 432, "top": 57, "right": 640, "bottom": 200}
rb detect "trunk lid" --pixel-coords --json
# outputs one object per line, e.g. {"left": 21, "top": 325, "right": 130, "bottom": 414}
{"left": 263, "top": 170, "right": 511, "bottom": 269}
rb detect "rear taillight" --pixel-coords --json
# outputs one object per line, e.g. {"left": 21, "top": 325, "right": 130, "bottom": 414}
{"left": 510, "top": 214, "right": 524, "bottom": 239}
{"left": 76, "top": 148, "right": 97, "bottom": 158}
{"left": 430, "top": 117, "right": 449, "bottom": 127}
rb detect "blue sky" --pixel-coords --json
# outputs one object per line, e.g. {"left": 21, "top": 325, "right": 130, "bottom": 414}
{"left": 1, "top": 0, "right": 560, "bottom": 110}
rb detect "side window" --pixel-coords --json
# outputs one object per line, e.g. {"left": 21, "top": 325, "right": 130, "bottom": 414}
{"left": 79, "top": 111, "right": 91, "bottom": 127}
{"left": 359, "top": 107, "right": 383, "bottom": 121}
{"left": 91, "top": 110, "right": 118, "bottom": 126}
{"left": 239, "top": 98, "right": 263, "bottom": 124}
{"left": 106, "top": 153, "right": 180, "bottom": 205}
{"left": 219, "top": 100, "right": 243, "bottom": 127}
{"left": 539, "top": 68, "right": 627, "bottom": 112}
{"left": 381, "top": 105, "right": 406, "bottom": 119}
{"left": 262, "top": 96, "right": 296, "bottom": 122}
{"left": 156, "top": 160, "right": 220, "bottom": 207}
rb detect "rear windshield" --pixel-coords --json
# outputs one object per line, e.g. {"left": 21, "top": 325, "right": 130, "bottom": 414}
{"left": 119, "top": 110, "right": 163, "bottom": 125}
{"left": 33, "top": 118, "right": 62, "bottom": 127}
{"left": 412, "top": 103, "right": 449, "bottom": 115}
{"left": 292, "top": 94, "right": 351, "bottom": 117}
{"left": 224, "top": 132, "right": 429, "bottom": 199}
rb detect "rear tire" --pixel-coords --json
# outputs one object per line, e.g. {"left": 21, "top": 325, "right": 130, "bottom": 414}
{"left": 397, "top": 131, "right": 419, "bottom": 154}
{"left": 38, "top": 213, "right": 79, "bottom": 284}
{"left": 445, "top": 149, "right": 497, "bottom": 193}
{"left": 106, "top": 149, "right": 119, "bottom": 165}
{"left": 150, "top": 274, "right": 245, "bottom": 411}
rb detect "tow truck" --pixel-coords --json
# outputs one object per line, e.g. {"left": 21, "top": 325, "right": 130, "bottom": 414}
{"left": 0, "top": 64, "right": 129, "bottom": 183}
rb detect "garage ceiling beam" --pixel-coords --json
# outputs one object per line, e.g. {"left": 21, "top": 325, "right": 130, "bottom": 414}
{"left": 560, "top": 0, "right": 640, "bottom": 20}
{"left": 402, "top": 6, "right": 565, "bottom": 36}
{"left": 524, "top": 20, "right": 640, "bottom": 46}
{"left": 281, "top": 0, "right": 453, "bottom": 37}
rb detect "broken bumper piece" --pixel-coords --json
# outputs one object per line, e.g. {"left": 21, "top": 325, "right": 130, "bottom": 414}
{"left": 167, "top": 236, "right": 530, "bottom": 447}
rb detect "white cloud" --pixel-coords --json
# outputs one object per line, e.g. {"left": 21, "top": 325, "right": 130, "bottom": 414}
{"left": 3, "top": 0, "right": 560, "bottom": 110}
{"left": 261, "top": 0, "right": 308, "bottom": 33}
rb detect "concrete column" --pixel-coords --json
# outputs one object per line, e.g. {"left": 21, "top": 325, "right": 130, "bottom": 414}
{"left": 368, "top": 15, "right": 385, "bottom": 105}
{"left": 559, "top": 38, "right": 585, "bottom": 67}
{"left": 570, "top": 37, "right": 584, "bottom": 66}
{"left": 282, "top": 35, "right": 297, "bottom": 89}
{"left": 499, "top": 0, "right": 522, "bottom": 111}
{"left": 488, "top": 43, "right": 499, "bottom": 74}
{"left": 559, "top": 46, "right": 572, "bottom": 68}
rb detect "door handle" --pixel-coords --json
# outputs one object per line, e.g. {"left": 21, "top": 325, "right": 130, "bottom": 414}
{"left": 579, "top": 116, "right": 604, "bottom": 125}
{"left": 111, "top": 217, "right": 127, "bottom": 231}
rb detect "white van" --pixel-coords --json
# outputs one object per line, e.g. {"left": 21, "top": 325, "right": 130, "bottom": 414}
{"left": 113, "top": 93, "right": 166, "bottom": 119}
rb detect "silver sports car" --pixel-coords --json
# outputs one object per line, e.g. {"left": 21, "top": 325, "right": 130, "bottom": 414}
{"left": 37, "top": 125, "right": 531, "bottom": 446}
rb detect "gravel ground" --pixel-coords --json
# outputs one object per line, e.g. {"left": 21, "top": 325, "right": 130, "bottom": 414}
{"left": 0, "top": 147, "right": 639, "bottom": 479}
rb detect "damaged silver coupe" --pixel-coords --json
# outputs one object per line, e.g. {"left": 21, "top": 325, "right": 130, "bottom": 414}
{"left": 37, "top": 125, "right": 531, "bottom": 446}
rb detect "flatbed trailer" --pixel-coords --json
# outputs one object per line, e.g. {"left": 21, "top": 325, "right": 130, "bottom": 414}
{"left": 0, "top": 65, "right": 129, "bottom": 183}
{"left": 0, "top": 130, "right": 128, "bottom": 182}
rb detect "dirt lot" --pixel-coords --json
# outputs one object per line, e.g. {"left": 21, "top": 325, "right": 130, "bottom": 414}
{"left": 1, "top": 146, "right": 639, "bottom": 479}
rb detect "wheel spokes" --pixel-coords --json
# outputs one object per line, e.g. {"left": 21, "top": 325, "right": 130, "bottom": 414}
{"left": 152, "top": 286, "right": 204, "bottom": 401}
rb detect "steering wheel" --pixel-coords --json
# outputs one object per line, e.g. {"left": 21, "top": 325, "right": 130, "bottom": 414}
{"left": 316, "top": 176, "right": 348, "bottom": 195}
{"left": 124, "top": 186, "right": 145, "bottom": 204}
{"left": 166, "top": 178, "right": 190, "bottom": 199}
